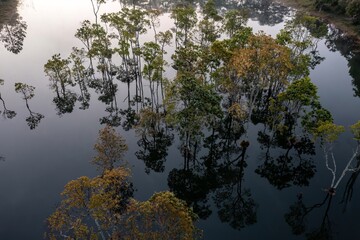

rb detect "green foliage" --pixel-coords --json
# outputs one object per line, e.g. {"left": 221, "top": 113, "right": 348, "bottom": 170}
{"left": 157, "top": 30, "right": 173, "bottom": 51}
{"left": 300, "top": 15, "right": 328, "bottom": 38}
{"left": 165, "top": 73, "right": 222, "bottom": 139}
{"left": 171, "top": 5, "right": 197, "bottom": 45}
{"left": 301, "top": 104, "right": 333, "bottom": 133}
{"left": 202, "top": 0, "right": 221, "bottom": 21}
{"left": 44, "top": 54, "right": 73, "bottom": 93}
{"left": 350, "top": 120, "right": 360, "bottom": 140}
{"left": 277, "top": 77, "right": 319, "bottom": 118}
{"left": 313, "top": 122, "right": 345, "bottom": 143}
{"left": 279, "top": 77, "right": 318, "bottom": 105}
{"left": 198, "top": 18, "right": 220, "bottom": 45}
{"left": 14, "top": 82, "right": 35, "bottom": 100}
{"left": 222, "top": 9, "right": 249, "bottom": 37}
{"left": 141, "top": 41, "right": 164, "bottom": 81}
{"left": 276, "top": 14, "right": 326, "bottom": 78}
{"left": 346, "top": 0, "right": 360, "bottom": 23}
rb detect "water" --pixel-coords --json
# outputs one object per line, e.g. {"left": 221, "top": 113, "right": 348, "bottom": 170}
{"left": 1, "top": 0, "right": 360, "bottom": 239}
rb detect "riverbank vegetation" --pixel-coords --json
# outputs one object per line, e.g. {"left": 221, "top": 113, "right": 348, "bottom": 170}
{"left": 280, "top": 0, "right": 360, "bottom": 41}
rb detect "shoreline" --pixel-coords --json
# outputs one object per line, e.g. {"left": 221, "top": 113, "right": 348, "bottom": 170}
{"left": 276, "top": 0, "right": 360, "bottom": 46}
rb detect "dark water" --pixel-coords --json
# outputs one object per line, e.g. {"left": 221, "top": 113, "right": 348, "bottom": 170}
{"left": 1, "top": 0, "right": 360, "bottom": 239}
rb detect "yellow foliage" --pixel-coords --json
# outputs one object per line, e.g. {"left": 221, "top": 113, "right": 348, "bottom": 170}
{"left": 92, "top": 125, "right": 128, "bottom": 173}
{"left": 228, "top": 102, "right": 247, "bottom": 121}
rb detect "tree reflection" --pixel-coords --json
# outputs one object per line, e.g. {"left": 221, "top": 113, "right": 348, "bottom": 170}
{"left": 0, "top": 79, "right": 16, "bottom": 119}
{"left": 340, "top": 156, "right": 360, "bottom": 212}
{"left": 14, "top": 82, "right": 44, "bottom": 129}
{"left": 0, "top": 0, "right": 27, "bottom": 54}
{"left": 213, "top": 141, "right": 257, "bottom": 230}
{"left": 325, "top": 26, "right": 360, "bottom": 99}
{"left": 349, "top": 53, "right": 360, "bottom": 98}
{"left": 253, "top": 76, "right": 329, "bottom": 189}
{"left": 0, "top": 17, "right": 27, "bottom": 54}
{"left": 44, "top": 54, "right": 77, "bottom": 115}
{"left": 255, "top": 131, "right": 316, "bottom": 189}
{"left": 285, "top": 193, "right": 334, "bottom": 239}
{"left": 135, "top": 108, "right": 173, "bottom": 173}
{"left": 234, "top": 0, "right": 291, "bottom": 26}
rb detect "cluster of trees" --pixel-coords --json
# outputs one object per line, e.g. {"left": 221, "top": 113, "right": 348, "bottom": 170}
{"left": 46, "top": 125, "right": 200, "bottom": 240}
{"left": 41, "top": 0, "right": 360, "bottom": 235}
{"left": 315, "top": 0, "right": 360, "bottom": 24}
{"left": 0, "top": 0, "right": 355, "bottom": 237}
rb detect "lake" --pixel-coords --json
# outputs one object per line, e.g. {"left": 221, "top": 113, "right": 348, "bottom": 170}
{"left": 1, "top": 0, "right": 360, "bottom": 239}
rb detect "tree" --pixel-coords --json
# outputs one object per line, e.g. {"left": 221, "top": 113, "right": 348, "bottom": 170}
{"left": 92, "top": 125, "right": 128, "bottom": 173}
{"left": 312, "top": 121, "right": 360, "bottom": 193}
{"left": 44, "top": 54, "right": 77, "bottom": 115}
{"left": 123, "top": 191, "right": 200, "bottom": 240}
{"left": 171, "top": 5, "right": 197, "bottom": 47}
{"left": 90, "top": 0, "right": 107, "bottom": 24}
{"left": 165, "top": 72, "right": 222, "bottom": 152}
{"left": 346, "top": 0, "right": 360, "bottom": 24}
{"left": 222, "top": 9, "right": 248, "bottom": 38}
{"left": 46, "top": 167, "right": 134, "bottom": 240}
{"left": 231, "top": 32, "right": 294, "bottom": 120}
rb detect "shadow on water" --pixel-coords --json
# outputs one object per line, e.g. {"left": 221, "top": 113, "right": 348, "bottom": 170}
{"left": 325, "top": 25, "right": 360, "bottom": 99}
{"left": 285, "top": 192, "right": 335, "bottom": 239}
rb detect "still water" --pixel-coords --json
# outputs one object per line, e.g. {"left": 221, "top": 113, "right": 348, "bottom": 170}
{"left": 1, "top": 0, "right": 360, "bottom": 239}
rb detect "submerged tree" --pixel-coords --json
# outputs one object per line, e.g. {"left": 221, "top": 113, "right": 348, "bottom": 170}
{"left": 312, "top": 121, "right": 360, "bottom": 193}
{"left": 92, "top": 125, "right": 128, "bottom": 173}
{"left": 46, "top": 167, "right": 134, "bottom": 239}
{"left": 230, "top": 32, "right": 294, "bottom": 120}
{"left": 44, "top": 54, "right": 77, "bottom": 115}
{"left": 47, "top": 124, "right": 200, "bottom": 240}
{"left": 171, "top": 4, "right": 197, "bottom": 47}
{"left": 123, "top": 191, "right": 200, "bottom": 240}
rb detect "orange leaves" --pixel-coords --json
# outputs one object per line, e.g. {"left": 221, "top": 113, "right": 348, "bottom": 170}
{"left": 47, "top": 167, "right": 133, "bottom": 239}
{"left": 47, "top": 125, "right": 199, "bottom": 239}
{"left": 231, "top": 33, "right": 293, "bottom": 86}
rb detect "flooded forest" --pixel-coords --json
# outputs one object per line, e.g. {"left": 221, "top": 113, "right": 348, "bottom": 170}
{"left": 1, "top": 0, "right": 360, "bottom": 239}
